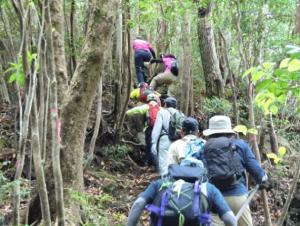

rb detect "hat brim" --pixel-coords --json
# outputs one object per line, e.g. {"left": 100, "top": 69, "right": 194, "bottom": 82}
{"left": 203, "top": 128, "right": 236, "bottom": 136}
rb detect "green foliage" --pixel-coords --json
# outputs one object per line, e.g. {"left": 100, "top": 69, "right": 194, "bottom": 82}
{"left": 202, "top": 97, "right": 232, "bottom": 117}
{"left": 244, "top": 45, "right": 300, "bottom": 115}
{"left": 266, "top": 146, "right": 287, "bottom": 165}
{"left": 95, "top": 144, "right": 132, "bottom": 171}
{"left": 233, "top": 125, "right": 258, "bottom": 136}
{"left": 69, "top": 189, "right": 124, "bottom": 226}
{"left": 5, "top": 51, "right": 37, "bottom": 86}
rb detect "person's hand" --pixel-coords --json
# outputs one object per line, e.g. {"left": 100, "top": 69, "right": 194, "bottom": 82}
{"left": 259, "top": 174, "right": 274, "bottom": 191}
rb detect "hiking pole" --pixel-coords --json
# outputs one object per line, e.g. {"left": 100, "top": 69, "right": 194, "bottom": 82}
{"left": 235, "top": 185, "right": 259, "bottom": 220}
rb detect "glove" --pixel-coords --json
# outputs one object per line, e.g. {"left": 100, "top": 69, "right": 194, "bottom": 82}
{"left": 259, "top": 174, "right": 273, "bottom": 191}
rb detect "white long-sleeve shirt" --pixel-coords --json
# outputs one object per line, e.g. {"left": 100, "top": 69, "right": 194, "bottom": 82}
{"left": 151, "top": 107, "right": 176, "bottom": 154}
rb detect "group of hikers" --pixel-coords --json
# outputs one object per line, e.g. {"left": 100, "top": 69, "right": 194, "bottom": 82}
{"left": 125, "top": 37, "right": 269, "bottom": 226}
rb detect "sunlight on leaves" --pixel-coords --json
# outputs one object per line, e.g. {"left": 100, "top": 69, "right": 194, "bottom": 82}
{"left": 233, "top": 125, "right": 247, "bottom": 135}
{"left": 287, "top": 59, "right": 300, "bottom": 72}
{"left": 278, "top": 146, "right": 286, "bottom": 158}
{"left": 279, "top": 58, "right": 290, "bottom": 68}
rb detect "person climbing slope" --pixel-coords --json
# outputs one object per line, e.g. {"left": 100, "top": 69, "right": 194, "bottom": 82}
{"left": 151, "top": 97, "right": 183, "bottom": 176}
{"left": 202, "top": 115, "right": 269, "bottom": 226}
{"left": 127, "top": 161, "right": 237, "bottom": 226}
{"left": 149, "top": 53, "right": 178, "bottom": 95}
{"left": 133, "top": 37, "right": 156, "bottom": 84}
{"left": 167, "top": 117, "right": 206, "bottom": 167}
{"left": 126, "top": 93, "right": 160, "bottom": 167}
{"left": 129, "top": 82, "right": 161, "bottom": 104}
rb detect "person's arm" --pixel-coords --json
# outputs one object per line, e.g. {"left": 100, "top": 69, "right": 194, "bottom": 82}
{"left": 127, "top": 180, "right": 162, "bottom": 226}
{"left": 126, "top": 104, "right": 148, "bottom": 117}
{"left": 151, "top": 111, "right": 163, "bottom": 155}
{"left": 207, "top": 183, "right": 237, "bottom": 226}
{"left": 127, "top": 197, "right": 146, "bottom": 226}
{"left": 150, "top": 59, "right": 163, "bottom": 64}
{"left": 235, "top": 139, "right": 266, "bottom": 184}
{"left": 149, "top": 46, "right": 156, "bottom": 59}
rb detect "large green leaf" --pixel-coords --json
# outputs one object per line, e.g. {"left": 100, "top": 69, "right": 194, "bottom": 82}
{"left": 287, "top": 59, "right": 300, "bottom": 72}
{"left": 279, "top": 58, "right": 290, "bottom": 68}
{"left": 255, "top": 79, "right": 272, "bottom": 92}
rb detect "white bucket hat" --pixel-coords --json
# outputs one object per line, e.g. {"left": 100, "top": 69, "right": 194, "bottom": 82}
{"left": 203, "top": 115, "right": 236, "bottom": 136}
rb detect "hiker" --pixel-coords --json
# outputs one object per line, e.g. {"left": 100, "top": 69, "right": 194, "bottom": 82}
{"left": 151, "top": 97, "right": 179, "bottom": 176}
{"left": 126, "top": 93, "right": 160, "bottom": 166}
{"left": 133, "top": 37, "right": 156, "bottom": 84}
{"left": 129, "top": 82, "right": 161, "bottom": 104}
{"left": 149, "top": 54, "right": 178, "bottom": 95}
{"left": 168, "top": 117, "right": 206, "bottom": 167}
{"left": 202, "top": 115, "right": 269, "bottom": 226}
{"left": 127, "top": 162, "right": 238, "bottom": 226}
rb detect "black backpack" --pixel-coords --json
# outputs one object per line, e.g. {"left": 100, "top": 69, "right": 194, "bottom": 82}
{"left": 167, "top": 109, "right": 186, "bottom": 141}
{"left": 146, "top": 165, "right": 211, "bottom": 226}
{"left": 170, "top": 60, "right": 179, "bottom": 76}
{"left": 203, "top": 137, "right": 244, "bottom": 191}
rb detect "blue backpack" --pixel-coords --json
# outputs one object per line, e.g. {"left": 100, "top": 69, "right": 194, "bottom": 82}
{"left": 183, "top": 138, "right": 206, "bottom": 161}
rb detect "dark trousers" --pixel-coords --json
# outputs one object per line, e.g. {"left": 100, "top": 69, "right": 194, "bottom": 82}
{"left": 134, "top": 50, "right": 151, "bottom": 83}
{"left": 145, "top": 126, "right": 153, "bottom": 165}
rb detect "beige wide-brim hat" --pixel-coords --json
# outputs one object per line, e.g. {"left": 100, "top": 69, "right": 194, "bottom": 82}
{"left": 203, "top": 115, "right": 236, "bottom": 136}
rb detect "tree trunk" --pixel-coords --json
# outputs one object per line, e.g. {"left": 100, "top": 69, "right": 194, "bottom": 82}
{"left": 268, "top": 113, "right": 279, "bottom": 154}
{"left": 60, "top": 0, "right": 120, "bottom": 222}
{"left": 247, "top": 80, "right": 272, "bottom": 226}
{"left": 114, "top": 0, "right": 131, "bottom": 143}
{"left": 197, "top": 2, "right": 224, "bottom": 97}
{"left": 180, "top": 10, "right": 192, "bottom": 115}
{"left": 50, "top": 0, "right": 69, "bottom": 106}
{"left": 295, "top": 0, "right": 300, "bottom": 34}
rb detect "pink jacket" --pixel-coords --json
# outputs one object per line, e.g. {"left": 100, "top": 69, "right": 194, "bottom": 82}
{"left": 162, "top": 56, "right": 174, "bottom": 72}
{"left": 132, "top": 39, "right": 152, "bottom": 52}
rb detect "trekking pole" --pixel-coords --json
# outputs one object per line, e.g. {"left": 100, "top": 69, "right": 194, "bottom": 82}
{"left": 235, "top": 185, "right": 259, "bottom": 220}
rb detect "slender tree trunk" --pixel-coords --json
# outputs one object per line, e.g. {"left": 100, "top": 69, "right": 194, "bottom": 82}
{"left": 50, "top": 0, "right": 69, "bottom": 105}
{"left": 32, "top": 95, "right": 51, "bottom": 226}
{"left": 268, "top": 113, "right": 279, "bottom": 154}
{"left": 69, "top": 0, "right": 77, "bottom": 75}
{"left": 295, "top": 0, "right": 300, "bottom": 35}
{"left": 219, "top": 32, "right": 239, "bottom": 124}
{"left": 180, "top": 10, "right": 192, "bottom": 115}
{"left": 197, "top": 2, "right": 224, "bottom": 97}
{"left": 113, "top": 7, "right": 123, "bottom": 121}
{"left": 114, "top": 0, "right": 131, "bottom": 143}
{"left": 60, "top": 0, "right": 120, "bottom": 222}
{"left": 84, "top": 77, "right": 103, "bottom": 170}
{"left": 248, "top": 80, "right": 272, "bottom": 226}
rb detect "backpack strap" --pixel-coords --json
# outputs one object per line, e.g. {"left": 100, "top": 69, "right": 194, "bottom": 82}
{"left": 193, "top": 181, "right": 211, "bottom": 226}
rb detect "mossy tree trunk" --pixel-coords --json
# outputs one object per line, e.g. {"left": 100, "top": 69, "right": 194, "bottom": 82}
{"left": 60, "top": 0, "right": 120, "bottom": 222}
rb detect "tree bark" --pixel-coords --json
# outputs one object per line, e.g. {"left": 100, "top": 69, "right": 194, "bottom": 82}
{"left": 60, "top": 0, "right": 120, "bottom": 222}
{"left": 197, "top": 2, "right": 224, "bottom": 97}
{"left": 248, "top": 80, "right": 272, "bottom": 226}
{"left": 50, "top": 0, "right": 69, "bottom": 106}
{"left": 180, "top": 10, "right": 192, "bottom": 115}
{"left": 295, "top": 0, "right": 300, "bottom": 35}
{"left": 268, "top": 113, "right": 279, "bottom": 154}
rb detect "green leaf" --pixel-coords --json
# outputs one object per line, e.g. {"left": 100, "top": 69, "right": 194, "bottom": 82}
{"left": 17, "top": 73, "right": 25, "bottom": 86}
{"left": 8, "top": 73, "right": 17, "bottom": 83}
{"left": 287, "top": 59, "right": 300, "bottom": 72}
{"left": 279, "top": 58, "right": 290, "bottom": 68}
{"left": 255, "top": 79, "right": 272, "bottom": 92}
{"left": 242, "top": 67, "right": 255, "bottom": 78}
{"left": 263, "top": 62, "right": 275, "bottom": 70}
{"left": 233, "top": 125, "right": 248, "bottom": 135}
{"left": 269, "top": 105, "right": 278, "bottom": 114}
{"left": 266, "top": 152, "right": 281, "bottom": 164}
{"left": 278, "top": 146, "right": 286, "bottom": 158}
{"left": 266, "top": 152, "right": 278, "bottom": 160}
{"left": 247, "top": 128, "right": 258, "bottom": 135}
{"left": 252, "top": 71, "right": 264, "bottom": 83}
